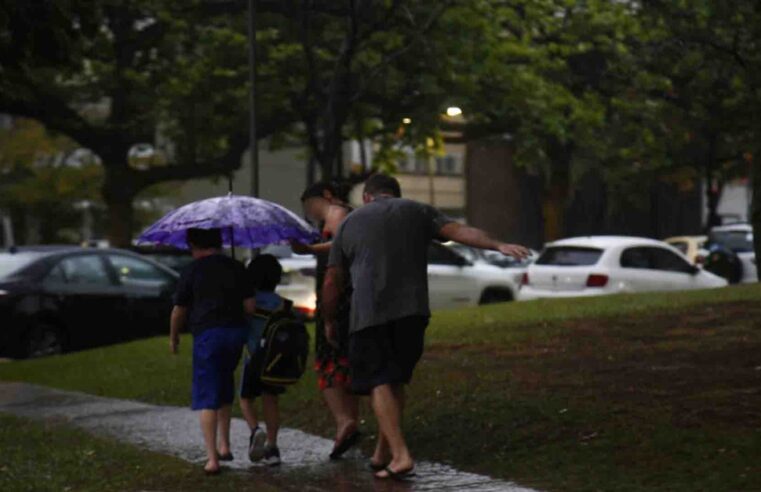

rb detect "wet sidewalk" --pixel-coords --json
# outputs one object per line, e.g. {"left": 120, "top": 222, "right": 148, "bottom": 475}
{"left": 0, "top": 382, "right": 539, "bottom": 492}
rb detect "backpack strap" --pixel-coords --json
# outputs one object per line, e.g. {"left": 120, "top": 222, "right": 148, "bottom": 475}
{"left": 280, "top": 299, "right": 294, "bottom": 313}
{"left": 256, "top": 298, "right": 293, "bottom": 318}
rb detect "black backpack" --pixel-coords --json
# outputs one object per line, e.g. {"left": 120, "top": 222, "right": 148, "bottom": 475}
{"left": 258, "top": 299, "right": 309, "bottom": 386}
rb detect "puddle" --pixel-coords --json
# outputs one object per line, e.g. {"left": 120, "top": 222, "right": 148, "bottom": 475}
{"left": 0, "top": 382, "right": 539, "bottom": 492}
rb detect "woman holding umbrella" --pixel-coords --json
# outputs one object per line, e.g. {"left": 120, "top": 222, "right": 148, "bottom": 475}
{"left": 292, "top": 182, "right": 361, "bottom": 460}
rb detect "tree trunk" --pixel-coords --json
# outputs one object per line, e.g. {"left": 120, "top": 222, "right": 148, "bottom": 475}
{"left": 703, "top": 133, "right": 723, "bottom": 229}
{"left": 102, "top": 166, "right": 137, "bottom": 248}
{"left": 751, "top": 158, "right": 761, "bottom": 280}
{"left": 542, "top": 138, "right": 574, "bottom": 241}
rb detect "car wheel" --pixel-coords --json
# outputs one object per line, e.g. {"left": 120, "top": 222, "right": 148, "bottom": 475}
{"left": 479, "top": 288, "right": 513, "bottom": 305}
{"left": 26, "top": 324, "right": 65, "bottom": 358}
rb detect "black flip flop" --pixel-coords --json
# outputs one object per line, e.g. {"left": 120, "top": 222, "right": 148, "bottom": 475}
{"left": 367, "top": 460, "right": 389, "bottom": 472}
{"left": 375, "top": 466, "right": 416, "bottom": 481}
{"left": 329, "top": 430, "right": 362, "bottom": 460}
{"left": 218, "top": 452, "right": 234, "bottom": 462}
{"left": 204, "top": 466, "right": 222, "bottom": 476}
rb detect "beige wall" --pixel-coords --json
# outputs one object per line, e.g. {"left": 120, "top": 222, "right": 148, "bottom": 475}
{"left": 174, "top": 146, "right": 309, "bottom": 215}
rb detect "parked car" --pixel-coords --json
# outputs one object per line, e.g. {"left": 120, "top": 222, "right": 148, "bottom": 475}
{"left": 427, "top": 241, "right": 522, "bottom": 307}
{"left": 263, "top": 245, "right": 319, "bottom": 319}
{"left": 519, "top": 236, "right": 727, "bottom": 301}
{"left": 0, "top": 246, "right": 178, "bottom": 358}
{"left": 132, "top": 245, "right": 195, "bottom": 274}
{"left": 261, "top": 242, "right": 525, "bottom": 314}
{"left": 664, "top": 235, "right": 707, "bottom": 264}
{"left": 701, "top": 224, "right": 757, "bottom": 284}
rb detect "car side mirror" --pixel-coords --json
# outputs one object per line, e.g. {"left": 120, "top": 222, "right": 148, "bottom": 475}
{"left": 688, "top": 265, "right": 700, "bottom": 275}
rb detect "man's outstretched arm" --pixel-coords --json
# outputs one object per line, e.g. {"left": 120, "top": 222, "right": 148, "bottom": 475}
{"left": 321, "top": 265, "right": 345, "bottom": 347}
{"left": 439, "top": 222, "right": 531, "bottom": 259}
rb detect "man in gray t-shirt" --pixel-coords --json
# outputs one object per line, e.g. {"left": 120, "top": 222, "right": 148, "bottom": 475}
{"left": 322, "top": 174, "right": 529, "bottom": 480}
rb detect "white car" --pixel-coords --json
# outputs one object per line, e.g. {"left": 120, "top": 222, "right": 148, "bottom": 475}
{"left": 266, "top": 242, "right": 525, "bottom": 314}
{"left": 519, "top": 236, "right": 727, "bottom": 301}
{"left": 427, "top": 242, "right": 523, "bottom": 309}
{"left": 704, "top": 224, "right": 757, "bottom": 284}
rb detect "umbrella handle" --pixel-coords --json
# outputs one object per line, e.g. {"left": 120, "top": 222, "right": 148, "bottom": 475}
{"left": 229, "top": 225, "right": 236, "bottom": 260}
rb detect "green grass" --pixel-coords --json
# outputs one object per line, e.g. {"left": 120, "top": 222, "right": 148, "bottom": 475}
{"left": 0, "top": 413, "right": 279, "bottom": 492}
{"left": 1, "top": 284, "right": 760, "bottom": 491}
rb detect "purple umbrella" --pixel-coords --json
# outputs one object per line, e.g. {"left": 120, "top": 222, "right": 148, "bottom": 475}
{"left": 137, "top": 195, "right": 319, "bottom": 250}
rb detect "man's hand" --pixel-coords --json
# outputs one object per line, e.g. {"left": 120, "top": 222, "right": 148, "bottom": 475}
{"left": 169, "top": 305, "right": 187, "bottom": 356}
{"left": 496, "top": 243, "right": 531, "bottom": 260}
{"left": 439, "top": 222, "right": 530, "bottom": 259}
{"left": 324, "top": 321, "right": 339, "bottom": 349}
{"left": 290, "top": 241, "right": 313, "bottom": 255}
{"left": 170, "top": 334, "right": 180, "bottom": 355}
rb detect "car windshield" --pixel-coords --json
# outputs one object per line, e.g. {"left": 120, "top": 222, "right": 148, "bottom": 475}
{"left": 482, "top": 249, "right": 530, "bottom": 268}
{"left": 0, "top": 252, "right": 42, "bottom": 279}
{"left": 536, "top": 246, "right": 603, "bottom": 266}
{"left": 709, "top": 230, "right": 754, "bottom": 253}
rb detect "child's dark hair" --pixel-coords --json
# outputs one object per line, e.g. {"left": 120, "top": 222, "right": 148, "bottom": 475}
{"left": 186, "top": 228, "right": 223, "bottom": 249}
{"left": 247, "top": 254, "right": 283, "bottom": 292}
{"left": 300, "top": 181, "right": 351, "bottom": 203}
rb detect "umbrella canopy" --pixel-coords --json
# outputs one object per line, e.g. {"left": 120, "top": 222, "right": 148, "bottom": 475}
{"left": 137, "top": 195, "right": 319, "bottom": 249}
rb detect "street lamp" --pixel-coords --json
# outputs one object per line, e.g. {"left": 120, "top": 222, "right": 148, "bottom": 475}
{"left": 247, "top": 0, "right": 259, "bottom": 197}
{"left": 446, "top": 106, "right": 463, "bottom": 117}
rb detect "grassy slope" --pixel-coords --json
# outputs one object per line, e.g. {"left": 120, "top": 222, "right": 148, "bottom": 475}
{"left": 1, "top": 284, "right": 760, "bottom": 491}
{"left": 0, "top": 414, "right": 278, "bottom": 492}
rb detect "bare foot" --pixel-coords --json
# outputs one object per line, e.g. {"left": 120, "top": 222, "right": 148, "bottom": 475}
{"left": 204, "top": 459, "right": 220, "bottom": 475}
{"left": 334, "top": 420, "right": 358, "bottom": 444}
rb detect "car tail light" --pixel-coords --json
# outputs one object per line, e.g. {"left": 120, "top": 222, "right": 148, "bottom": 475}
{"left": 586, "top": 274, "right": 609, "bottom": 287}
{"left": 295, "top": 305, "right": 315, "bottom": 318}
{"left": 521, "top": 273, "right": 529, "bottom": 286}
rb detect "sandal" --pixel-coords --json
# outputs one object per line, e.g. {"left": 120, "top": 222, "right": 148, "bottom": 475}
{"left": 217, "top": 452, "right": 234, "bottom": 462}
{"left": 368, "top": 460, "right": 389, "bottom": 472}
{"left": 329, "top": 429, "right": 362, "bottom": 460}
{"left": 375, "top": 466, "right": 416, "bottom": 481}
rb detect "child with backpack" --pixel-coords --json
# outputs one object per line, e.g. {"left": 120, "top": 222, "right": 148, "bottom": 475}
{"left": 240, "top": 254, "right": 308, "bottom": 466}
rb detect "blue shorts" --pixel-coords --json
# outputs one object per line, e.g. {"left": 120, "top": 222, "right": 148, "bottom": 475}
{"left": 192, "top": 326, "right": 247, "bottom": 410}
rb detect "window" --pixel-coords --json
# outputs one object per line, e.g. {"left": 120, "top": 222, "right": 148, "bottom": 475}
{"left": 536, "top": 247, "right": 603, "bottom": 266}
{"left": 708, "top": 230, "right": 754, "bottom": 253}
{"left": 0, "top": 252, "right": 42, "bottom": 280}
{"left": 649, "top": 248, "right": 693, "bottom": 274}
{"left": 620, "top": 247, "right": 693, "bottom": 274}
{"left": 107, "top": 255, "right": 173, "bottom": 288}
{"left": 670, "top": 242, "right": 689, "bottom": 255}
{"left": 428, "top": 242, "right": 467, "bottom": 266}
{"left": 47, "top": 255, "right": 112, "bottom": 287}
{"left": 620, "top": 248, "right": 651, "bottom": 269}
{"left": 435, "top": 154, "right": 463, "bottom": 175}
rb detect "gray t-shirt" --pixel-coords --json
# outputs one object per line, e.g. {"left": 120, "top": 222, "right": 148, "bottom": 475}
{"left": 328, "top": 197, "right": 453, "bottom": 333}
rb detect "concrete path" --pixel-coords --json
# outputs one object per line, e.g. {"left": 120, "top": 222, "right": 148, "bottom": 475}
{"left": 0, "top": 382, "right": 540, "bottom": 492}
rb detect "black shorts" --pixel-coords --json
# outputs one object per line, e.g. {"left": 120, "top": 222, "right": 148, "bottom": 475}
{"left": 239, "top": 354, "right": 286, "bottom": 399}
{"left": 348, "top": 316, "right": 429, "bottom": 395}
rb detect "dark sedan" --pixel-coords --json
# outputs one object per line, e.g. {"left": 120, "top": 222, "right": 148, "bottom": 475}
{"left": 0, "top": 246, "right": 179, "bottom": 358}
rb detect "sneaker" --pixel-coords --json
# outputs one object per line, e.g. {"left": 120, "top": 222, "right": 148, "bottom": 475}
{"left": 262, "top": 444, "right": 281, "bottom": 466}
{"left": 248, "top": 427, "right": 267, "bottom": 462}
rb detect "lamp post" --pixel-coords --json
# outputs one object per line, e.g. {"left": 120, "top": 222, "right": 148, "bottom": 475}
{"left": 247, "top": 0, "right": 259, "bottom": 198}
